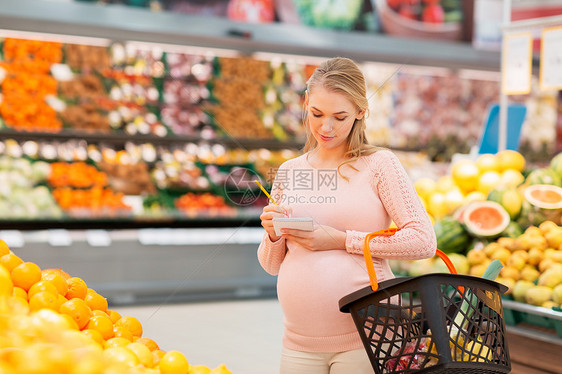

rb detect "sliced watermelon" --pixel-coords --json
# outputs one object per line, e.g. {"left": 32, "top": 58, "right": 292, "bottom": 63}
{"left": 462, "top": 201, "right": 510, "bottom": 239}
{"left": 518, "top": 184, "right": 562, "bottom": 228}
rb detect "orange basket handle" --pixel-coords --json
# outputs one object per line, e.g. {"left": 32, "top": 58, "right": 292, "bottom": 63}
{"left": 362, "top": 228, "right": 458, "bottom": 292}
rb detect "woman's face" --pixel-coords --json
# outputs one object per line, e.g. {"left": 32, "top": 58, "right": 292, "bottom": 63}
{"left": 306, "top": 85, "right": 363, "bottom": 151}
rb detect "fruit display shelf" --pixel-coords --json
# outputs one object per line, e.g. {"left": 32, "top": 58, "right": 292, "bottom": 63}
{"left": 3, "top": 226, "right": 274, "bottom": 305}
{"left": 502, "top": 298, "right": 562, "bottom": 342}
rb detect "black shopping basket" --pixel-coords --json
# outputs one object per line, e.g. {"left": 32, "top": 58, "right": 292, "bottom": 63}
{"left": 339, "top": 228, "right": 510, "bottom": 374}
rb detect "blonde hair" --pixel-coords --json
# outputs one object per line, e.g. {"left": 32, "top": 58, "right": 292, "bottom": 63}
{"left": 303, "top": 57, "right": 383, "bottom": 180}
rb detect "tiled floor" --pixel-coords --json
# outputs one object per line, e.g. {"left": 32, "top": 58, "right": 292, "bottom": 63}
{"left": 114, "top": 298, "right": 285, "bottom": 374}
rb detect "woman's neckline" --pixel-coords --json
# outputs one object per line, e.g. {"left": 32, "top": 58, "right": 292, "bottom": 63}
{"left": 304, "top": 151, "right": 344, "bottom": 170}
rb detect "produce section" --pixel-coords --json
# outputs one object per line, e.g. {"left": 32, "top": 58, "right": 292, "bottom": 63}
{"left": 391, "top": 149, "right": 562, "bottom": 345}
{"left": 0, "top": 2, "right": 561, "bottom": 372}
{"left": 0, "top": 239, "right": 232, "bottom": 373}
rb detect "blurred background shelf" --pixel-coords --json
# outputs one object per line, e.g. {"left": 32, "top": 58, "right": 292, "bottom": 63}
{"left": 0, "top": 128, "right": 305, "bottom": 150}
{"left": 0, "top": 0, "right": 501, "bottom": 71}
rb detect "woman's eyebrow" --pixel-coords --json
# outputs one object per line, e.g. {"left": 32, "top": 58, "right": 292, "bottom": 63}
{"left": 310, "top": 106, "right": 348, "bottom": 115}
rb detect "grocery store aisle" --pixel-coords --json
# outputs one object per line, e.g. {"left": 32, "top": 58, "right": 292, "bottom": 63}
{"left": 114, "top": 298, "right": 284, "bottom": 374}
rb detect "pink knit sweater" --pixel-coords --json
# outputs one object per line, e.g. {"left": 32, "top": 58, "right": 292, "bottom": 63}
{"left": 257, "top": 150, "right": 436, "bottom": 352}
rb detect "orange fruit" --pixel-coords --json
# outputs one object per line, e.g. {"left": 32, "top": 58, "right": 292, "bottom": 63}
{"left": 152, "top": 350, "right": 166, "bottom": 367}
{"left": 66, "top": 277, "right": 87, "bottom": 299}
{"left": 127, "top": 342, "right": 153, "bottom": 368}
{"left": 84, "top": 289, "right": 108, "bottom": 313}
{"left": 82, "top": 329, "right": 105, "bottom": 347}
{"left": 114, "top": 316, "right": 143, "bottom": 338}
{"left": 43, "top": 268, "right": 71, "bottom": 280}
{"left": 60, "top": 313, "right": 79, "bottom": 330}
{"left": 56, "top": 294, "right": 67, "bottom": 311}
{"left": 107, "top": 309, "right": 122, "bottom": 323}
{"left": 137, "top": 337, "right": 160, "bottom": 352}
{"left": 59, "top": 298, "right": 92, "bottom": 330}
{"left": 13, "top": 286, "right": 28, "bottom": 300}
{"left": 85, "top": 315, "right": 114, "bottom": 340}
{"left": 11, "top": 262, "right": 42, "bottom": 292}
{"left": 0, "top": 264, "right": 13, "bottom": 297}
{"left": 28, "top": 280, "right": 58, "bottom": 299}
{"left": 105, "top": 337, "right": 132, "bottom": 349}
{"left": 29, "top": 291, "right": 59, "bottom": 312}
{"left": 113, "top": 325, "right": 134, "bottom": 341}
{"left": 0, "top": 239, "right": 9, "bottom": 256}
{"left": 0, "top": 253, "right": 24, "bottom": 272}
{"left": 103, "top": 347, "right": 139, "bottom": 368}
{"left": 41, "top": 271, "right": 68, "bottom": 296}
{"left": 159, "top": 350, "right": 189, "bottom": 374}
{"left": 8, "top": 294, "right": 30, "bottom": 315}
{"left": 91, "top": 309, "right": 109, "bottom": 317}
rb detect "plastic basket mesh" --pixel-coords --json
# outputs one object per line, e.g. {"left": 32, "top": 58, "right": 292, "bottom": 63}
{"left": 348, "top": 274, "right": 510, "bottom": 374}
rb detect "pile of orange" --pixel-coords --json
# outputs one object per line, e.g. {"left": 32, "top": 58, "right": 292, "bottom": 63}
{"left": 49, "top": 162, "right": 109, "bottom": 188}
{"left": 0, "top": 38, "right": 63, "bottom": 132}
{"left": 0, "top": 239, "right": 232, "bottom": 374}
{"left": 52, "top": 187, "right": 132, "bottom": 216}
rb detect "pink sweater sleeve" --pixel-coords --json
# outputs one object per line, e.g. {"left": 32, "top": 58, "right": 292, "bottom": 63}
{"left": 257, "top": 165, "right": 288, "bottom": 276}
{"left": 345, "top": 150, "right": 437, "bottom": 260}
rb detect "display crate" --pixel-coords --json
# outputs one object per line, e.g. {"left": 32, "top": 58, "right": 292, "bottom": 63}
{"left": 502, "top": 298, "right": 562, "bottom": 339}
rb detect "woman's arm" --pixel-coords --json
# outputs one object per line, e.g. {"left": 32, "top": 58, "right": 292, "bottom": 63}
{"left": 345, "top": 150, "right": 436, "bottom": 260}
{"left": 257, "top": 164, "right": 289, "bottom": 275}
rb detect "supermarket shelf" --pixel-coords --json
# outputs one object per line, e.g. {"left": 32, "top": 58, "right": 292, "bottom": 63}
{"left": 502, "top": 299, "right": 562, "bottom": 321}
{"left": 506, "top": 325, "right": 562, "bottom": 345}
{"left": 0, "top": 128, "right": 305, "bottom": 150}
{"left": 8, "top": 227, "right": 275, "bottom": 305}
{"left": 0, "top": 0, "right": 501, "bottom": 72}
{"left": 0, "top": 215, "right": 262, "bottom": 231}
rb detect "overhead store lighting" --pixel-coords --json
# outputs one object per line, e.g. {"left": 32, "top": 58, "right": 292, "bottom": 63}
{"left": 125, "top": 40, "right": 240, "bottom": 59}
{"left": 0, "top": 29, "right": 111, "bottom": 46}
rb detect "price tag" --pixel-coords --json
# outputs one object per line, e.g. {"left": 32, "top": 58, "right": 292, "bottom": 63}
{"left": 138, "top": 229, "right": 157, "bottom": 245}
{"left": 0, "top": 230, "right": 25, "bottom": 248}
{"left": 47, "top": 229, "right": 72, "bottom": 247}
{"left": 86, "top": 230, "right": 111, "bottom": 247}
{"left": 122, "top": 196, "right": 144, "bottom": 216}
{"left": 502, "top": 32, "right": 533, "bottom": 95}
{"left": 540, "top": 26, "right": 562, "bottom": 91}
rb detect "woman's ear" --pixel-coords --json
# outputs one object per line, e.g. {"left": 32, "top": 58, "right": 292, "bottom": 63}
{"left": 356, "top": 109, "right": 366, "bottom": 120}
{"left": 304, "top": 90, "right": 309, "bottom": 109}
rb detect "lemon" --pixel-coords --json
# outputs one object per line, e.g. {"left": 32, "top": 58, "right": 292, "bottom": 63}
{"left": 427, "top": 192, "right": 448, "bottom": 219}
{"left": 451, "top": 160, "right": 480, "bottom": 193}
{"left": 477, "top": 171, "right": 501, "bottom": 195}
{"left": 500, "top": 169, "right": 525, "bottom": 188}
{"left": 436, "top": 175, "right": 457, "bottom": 193}
{"left": 497, "top": 150, "right": 526, "bottom": 172}
{"left": 476, "top": 153, "right": 500, "bottom": 173}
{"left": 464, "top": 191, "right": 487, "bottom": 203}
{"left": 414, "top": 177, "right": 436, "bottom": 202}
{"left": 444, "top": 189, "right": 464, "bottom": 214}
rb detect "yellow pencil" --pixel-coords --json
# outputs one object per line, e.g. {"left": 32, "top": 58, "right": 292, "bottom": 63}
{"left": 254, "top": 180, "right": 278, "bottom": 205}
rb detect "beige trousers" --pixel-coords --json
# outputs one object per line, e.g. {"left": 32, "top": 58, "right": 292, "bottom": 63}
{"left": 280, "top": 346, "right": 373, "bottom": 374}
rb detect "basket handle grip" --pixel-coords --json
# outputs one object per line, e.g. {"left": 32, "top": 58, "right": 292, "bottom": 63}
{"left": 362, "top": 228, "right": 458, "bottom": 292}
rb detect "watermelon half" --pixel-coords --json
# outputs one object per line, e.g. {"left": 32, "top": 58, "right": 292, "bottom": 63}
{"left": 520, "top": 184, "right": 562, "bottom": 227}
{"left": 462, "top": 201, "right": 510, "bottom": 239}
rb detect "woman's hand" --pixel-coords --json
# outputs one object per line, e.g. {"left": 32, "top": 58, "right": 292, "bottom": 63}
{"left": 260, "top": 204, "right": 292, "bottom": 242}
{"left": 280, "top": 224, "right": 346, "bottom": 251}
